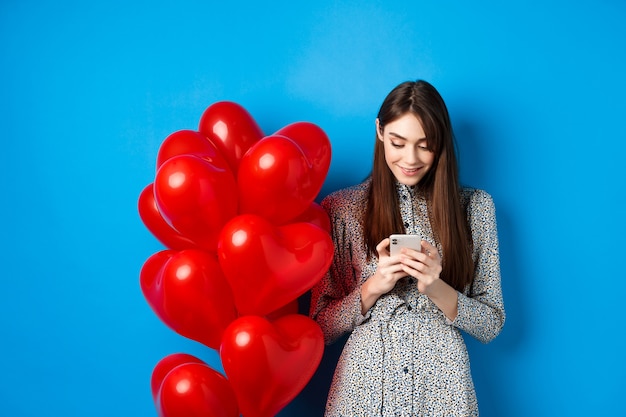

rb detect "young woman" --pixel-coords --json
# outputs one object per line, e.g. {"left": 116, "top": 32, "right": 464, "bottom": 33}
{"left": 310, "top": 80, "right": 505, "bottom": 416}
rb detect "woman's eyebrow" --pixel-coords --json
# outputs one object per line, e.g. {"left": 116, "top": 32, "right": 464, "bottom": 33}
{"left": 389, "top": 132, "right": 408, "bottom": 140}
{"left": 389, "top": 132, "right": 427, "bottom": 141}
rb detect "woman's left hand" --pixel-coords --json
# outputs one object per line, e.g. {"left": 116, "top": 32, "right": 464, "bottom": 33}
{"left": 399, "top": 240, "right": 443, "bottom": 295}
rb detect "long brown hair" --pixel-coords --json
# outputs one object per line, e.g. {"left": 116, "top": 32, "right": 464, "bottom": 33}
{"left": 364, "top": 80, "right": 474, "bottom": 291}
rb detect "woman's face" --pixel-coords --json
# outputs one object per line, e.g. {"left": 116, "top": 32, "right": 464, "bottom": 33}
{"left": 377, "top": 113, "right": 435, "bottom": 187}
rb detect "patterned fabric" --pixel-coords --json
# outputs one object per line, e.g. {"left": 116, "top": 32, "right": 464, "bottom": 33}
{"left": 309, "top": 179, "right": 505, "bottom": 416}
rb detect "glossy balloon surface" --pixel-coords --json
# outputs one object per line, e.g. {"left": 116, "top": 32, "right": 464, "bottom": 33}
{"left": 220, "top": 315, "right": 324, "bottom": 417}
{"left": 217, "top": 214, "right": 333, "bottom": 316}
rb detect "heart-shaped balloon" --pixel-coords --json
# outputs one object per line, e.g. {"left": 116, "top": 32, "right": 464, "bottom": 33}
{"left": 274, "top": 121, "right": 331, "bottom": 183}
{"left": 289, "top": 201, "right": 332, "bottom": 233}
{"left": 154, "top": 154, "right": 238, "bottom": 252}
{"left": 156, "top": 129, "right": 229, "bottom": 171}
{"left": 198, "top": 101, "right": 264, "bottom": 174}
{"left": 157, "top": 361, "right": 239, "bottom": 417}
{"left": 217, "top": 214, "right": 334, "bottom": 316}
{"left": 265, "top": 299, "right": 299, "bottom": 321}
{"left": 140, "top": 249, "right": 238, "bottom": 350}
{"left": 220, "top": 314, "right": 324, "bottom": 417}
{"left": 237, "top": 135, "right": 320, "bottom": 224}
{"left": 140, "top": 249, "right": 176, "bottom": 291}
{"left": 151, "top": 353, "right": 205, "bottom": 401}
{"left": 138, "top": 184, "right": 200, "bottom": 250}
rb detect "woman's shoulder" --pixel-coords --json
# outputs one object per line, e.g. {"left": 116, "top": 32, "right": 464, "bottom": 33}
{"left": 460, "top": 186, "right": 494, "bottom": 208}
{"left": 460, "top": 187, "right": 497, "bottom": 225}
{"left": 321, "top": 180, "right": 369, "bottom": 215}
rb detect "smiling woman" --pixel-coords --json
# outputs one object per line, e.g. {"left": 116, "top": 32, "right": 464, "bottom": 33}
{"left": 309, "top": 80, "right": 505, "bottom": 416}
{"left": 1, "top": 1, "right": 624, "bottom": 416}
{"left": 376, "top": 113, "right": 434, "bottom": 186}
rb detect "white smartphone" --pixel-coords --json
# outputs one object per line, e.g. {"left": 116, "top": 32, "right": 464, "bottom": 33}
{"left": 389, "top": 234, "right": 422, "bottom": 256}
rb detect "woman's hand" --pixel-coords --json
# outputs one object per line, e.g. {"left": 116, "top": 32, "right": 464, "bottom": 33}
{"left": 360, "top": 238, "right": 406, "bottom": 313}
{"left": 399, "top": 240, "right": 443, "bottom": 295}
{"left": 400, "top": 240, "right": 459, "bottom": 320}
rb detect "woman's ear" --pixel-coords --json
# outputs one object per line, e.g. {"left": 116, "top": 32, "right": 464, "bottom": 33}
{"left": 375, "top": 118, "right": 384, "bottom": 141}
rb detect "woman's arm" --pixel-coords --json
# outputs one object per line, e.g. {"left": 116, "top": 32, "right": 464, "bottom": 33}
{"left": 309, "top": 195, "right": 369, "bottom": 345}
{"left": 397, "top": 190, "right": 505, "bottom": 343}
{"left": 451, "top": 190, "right": 505, "bottom": 343}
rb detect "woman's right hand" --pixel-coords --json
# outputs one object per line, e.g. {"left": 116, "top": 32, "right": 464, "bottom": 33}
{"left": 360, "top": 238, "right": 406, "bottom": 313}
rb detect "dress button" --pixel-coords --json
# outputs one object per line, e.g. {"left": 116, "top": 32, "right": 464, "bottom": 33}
{"left": 403, "top": 367, "right": 409, "bottom": 373}
{"left": 407, "top": 305, "right": 413, "bottom": 311}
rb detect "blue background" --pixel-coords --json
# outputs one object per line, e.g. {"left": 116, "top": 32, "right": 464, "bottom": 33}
{"left": 1, "top": 1, "right": 624, "bottom": 416}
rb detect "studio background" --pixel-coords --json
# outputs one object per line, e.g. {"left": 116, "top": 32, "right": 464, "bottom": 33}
{"left": 1, "top": 1, "right": 624, "bottom": 416}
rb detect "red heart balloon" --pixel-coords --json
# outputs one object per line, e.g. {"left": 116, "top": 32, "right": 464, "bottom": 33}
{"left": 217, "top": 214, "right": 333, "bottom": 316}
{"left": 154, "top": 154, "right": 238, "bottom": 252}
{"left": 140, "top": 249, "right": 238, "bottom": 350}
{"left": 151, "top": 353, "right": 205, "bottom": 401}
{"left": 198, "top": 101, "right": 264, "bottom": 174}
{"left": 237, "top": 135, "right": 319, "bottom": 224}
{"left": 220, "top": 314, "right": 324, "bottom": 417}
{"left": 289, "top": 201, "right": 332, "bottom": 233}
{"left": 157, "top": 361, "right": 239, "bottom": 417}
{"left": 140, "top": 249, "right": 176, "bottom": 292}
{"left": 265, "top": 299, "right": 299, "bottom": 321}
{"left": 156, "top": 129, "right": 229, "bottom": 171}
{"left": 274, "top": 121, "right": 331, "bottom": 183}
{"left": 138, "top": 184, "right": 200, "bottom": 250}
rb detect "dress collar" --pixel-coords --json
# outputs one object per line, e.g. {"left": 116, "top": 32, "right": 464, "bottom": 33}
{"left": 395, "top": 180, "right": 418, "bottom": 199}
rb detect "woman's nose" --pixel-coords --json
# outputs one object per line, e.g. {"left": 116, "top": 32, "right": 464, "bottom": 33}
{"left": 404, "top": 148, "right": 418, "bottom": 164}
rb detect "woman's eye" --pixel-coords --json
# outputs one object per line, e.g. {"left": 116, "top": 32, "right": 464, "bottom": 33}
{"left": 391, "top": 142, "right": 403, "bottom": 149}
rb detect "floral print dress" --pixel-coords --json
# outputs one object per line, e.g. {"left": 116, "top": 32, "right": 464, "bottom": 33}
{"left": 310, "top": 179, "right": 505, "bottom": 416}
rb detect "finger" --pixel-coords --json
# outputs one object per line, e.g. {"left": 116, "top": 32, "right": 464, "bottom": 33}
{"left": 400, "top": 246, "right": 421, "bottom": 258}
{"left": 403, "top": 256, "right": 440, "bottom": 278}
{"left": 402, "top": 257, "right": 426, "bottom": 272}
{"left": 401, "top": 264, "right": 420, "bottom": 279}
{"left": 421, "top": 240, "right": 439, "bottom": 259}
{"left": 402, "top": 263, "right": 436, "bottom": 283}
{"left": 401, "top": 249, "right": 429, "bottom": 266}
{"left": 392, "top": 269, "right": 410, "bottom": 282}
{"left": 376, "top": 238, "right": 391, "bottom": 256}
{"left": 380, "top": 261, "right": 405, "bottom": 275}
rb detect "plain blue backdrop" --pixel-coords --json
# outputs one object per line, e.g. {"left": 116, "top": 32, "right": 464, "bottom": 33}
{"left": 1, "top": 1, "right": 624, "bottom": 416}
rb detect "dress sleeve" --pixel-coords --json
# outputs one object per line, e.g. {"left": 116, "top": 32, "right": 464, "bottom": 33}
{"left": 450, "top": 190, "right": 506, "bottom": 343}
{"left": 309, "top": 195, "right": 369, "bottom": 345}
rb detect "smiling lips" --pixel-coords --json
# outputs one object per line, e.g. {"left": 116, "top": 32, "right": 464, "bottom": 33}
{"left": 400, "top": 166, "right": 421, "bottom": 176}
